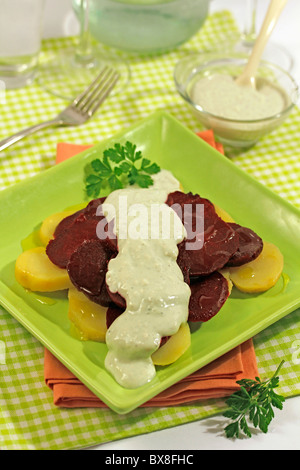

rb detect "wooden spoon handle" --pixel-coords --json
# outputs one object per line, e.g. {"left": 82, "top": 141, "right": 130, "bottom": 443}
{"left": 236, "top": 0, "right": 288, "bottom": 87}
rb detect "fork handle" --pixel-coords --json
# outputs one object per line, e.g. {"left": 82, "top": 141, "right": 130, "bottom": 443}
{"left": 0, "top": 118, "right": 63, "bottom": 152}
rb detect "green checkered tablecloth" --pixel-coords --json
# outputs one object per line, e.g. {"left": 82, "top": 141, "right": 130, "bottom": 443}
{"left": 0, "top": 11, "right": 300, "bottom": 450}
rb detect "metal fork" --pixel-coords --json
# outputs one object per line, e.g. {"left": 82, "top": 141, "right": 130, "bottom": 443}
{"left": 0, "top": 66, "right": 120, "bottom": 152}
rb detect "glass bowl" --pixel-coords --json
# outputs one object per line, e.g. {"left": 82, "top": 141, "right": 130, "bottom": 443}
{"left": 73, "top": 0, "right": 209, "bottom": 55}
{"left": 174, "top": 53, "right": 299, "bottom": 148}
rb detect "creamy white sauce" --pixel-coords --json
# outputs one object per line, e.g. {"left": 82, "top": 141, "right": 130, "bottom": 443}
{"left": 191, "top": 74, "right": 288, "bottom": 121}
{"left": 102, "top": 170, "right": 191, "bottom": 389}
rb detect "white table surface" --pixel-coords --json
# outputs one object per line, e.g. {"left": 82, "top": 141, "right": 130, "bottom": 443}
{"left": 42, "top": 0, "right": 300, "bottom": 451}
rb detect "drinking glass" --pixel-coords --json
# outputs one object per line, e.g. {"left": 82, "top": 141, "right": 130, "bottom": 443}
{"left": 0, "top": 0, "right": 45, "bottom": 89}
{"left": 38, "top": 0, "right": 130, "bottom": 100}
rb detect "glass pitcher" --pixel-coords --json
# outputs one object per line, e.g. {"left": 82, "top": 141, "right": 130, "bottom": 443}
{"left": 73, "top": 0, "right": 209, "bottom": 54}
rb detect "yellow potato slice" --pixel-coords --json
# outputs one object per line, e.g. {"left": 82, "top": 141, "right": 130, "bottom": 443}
{"left": 68, "top": 288, "right": 107, "bottom": 342}
{"left": 228, "top": 241, "right": 284, "bottom": 293}
{"left": 218, "top": 269, "right": 233, "bottom": 295}
{"left": 152, "top": 323, "right": 191, "bottom": 366}
{"left": 214, "top": 204, "right": 235, "bottom": 223}
{"left": 15, "top": 246, "right": 72, "bottom": 292}
{"left": 39, "top": 210, "right": 75, "bottom": 246}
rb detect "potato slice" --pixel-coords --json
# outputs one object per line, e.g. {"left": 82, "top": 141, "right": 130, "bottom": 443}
{"left": 68, "top": 288, "right": 107, "bottom": 342}
{"left": 218, "top": 269, "right": 233, "bottom": 295}
{"left": 15, "top": 246, "right": 72, "bottom": 292}
{"left": 228, "top": 241, "right": 284, "bottom": 293}
{"left": 214, "top": 204, "right": 235, "bottom": 223}
{"left": 39, "top": 210, "right": 75, "bottom": 246}
{"left": 152, "top": 323, "right": 191, "bottom": 366}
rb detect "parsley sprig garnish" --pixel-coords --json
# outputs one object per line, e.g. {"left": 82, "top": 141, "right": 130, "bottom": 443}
{"left": 85, "top": 141, "right": 160, "bottom": 198}
{"left": 223, "top": 360, "right": 285, "bottom": 439}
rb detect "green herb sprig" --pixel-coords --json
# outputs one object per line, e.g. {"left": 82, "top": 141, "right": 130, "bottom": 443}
{"left": 85, "top": 141, "right": 161, "bottom": 198}
{"left": 223, "top": 360, "right": 286, "bottom": 439}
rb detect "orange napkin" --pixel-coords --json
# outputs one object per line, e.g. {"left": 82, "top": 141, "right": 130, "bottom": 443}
{"left": 45, "top": 341, "right": 258, "bottom": 408}
{"left": 196, "top": 129, "right": 224, "bottom": 154}
{"left": 44, "top": 131, "right": 258, "bottom": 408}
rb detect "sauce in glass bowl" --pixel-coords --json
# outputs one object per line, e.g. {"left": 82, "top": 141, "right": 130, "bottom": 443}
{"left": 174, "top": 53, "right": 298, "bottom": 148}
{"left": 191, "top": 74, "right": 289, "bottom": 121}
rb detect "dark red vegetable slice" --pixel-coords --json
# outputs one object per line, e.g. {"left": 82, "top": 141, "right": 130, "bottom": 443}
{"left": 86, "top": 285, "right": 112, "bottom": 307}
{"left": 176, "top": 252, "right": 191, "bottom": 285}
{"left": 107, "top": 287, "right": 126, "bottom": 309}
{"left": 47, "top": 197, "right": 117, "bottom": 269}
{"left": 79, "top": 197, "right": 107, "bottom": 220}
{"left": 54, "top": 197, "right": 106, "bottom": 238}
{"left": 166, "top": 191, "right": 239, "bottom": 277}
{"left": 67, "top": 239, "right": 115, "bottom": 307}
{"left": 225, "top": 223, "right": 263, "bottom": 267}
{"left": 106, "top": 306, "right": 124, "bottom": 329}
{"left": 54, "top": 209, "right": 85, "bottom": 237}
{"left": 160, "top": 336, "right": 170, "bottom": 347}
{"left": 188, "top": 272, "right": 229, "bottom": 322}
{"left": 47, "top": 218, "right": 99, "bottom": 269}
{"left": 81, "top": 197, "right": 118, "bottom": 251}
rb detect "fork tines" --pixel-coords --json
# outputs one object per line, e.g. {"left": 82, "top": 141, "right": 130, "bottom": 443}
{"left": 73, "top": 66, "right": 120, "bottom": 117}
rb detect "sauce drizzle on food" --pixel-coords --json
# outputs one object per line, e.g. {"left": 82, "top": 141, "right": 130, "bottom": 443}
{"left": 103, "top": 170, "right": 191, "bottom": 388}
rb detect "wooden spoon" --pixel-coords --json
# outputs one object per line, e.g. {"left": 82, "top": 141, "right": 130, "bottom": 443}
{"left": 236, "top": 0, "right": 288, "bottom": 89}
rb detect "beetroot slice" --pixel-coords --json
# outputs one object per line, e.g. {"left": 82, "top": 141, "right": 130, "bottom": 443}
{"left": 79, "top": 197, "right": 118, "bottom": 251}
{"left": 47, "top": 218, "right": 99, "bottom": 269}
{"left": 47, "top": 197, "right": 117, "bottom": 269}
{"left": 82, "top": 281, "right": 112, "bottom": 308}
{"left": 225, "top": 223, "right": 263, "bottom": 267}
{"left": 54, "top": 209, "right": 85, "bottom": 237}
{"left": 166, "top": 191, "right": 239, "bottom": 277}
{"left": 67, "top": 239, "right": 115, "bottom": 307}
{"left": 107, "top": 287, "right": 126, "bottom": 309}
{"left": 176, "top": 253, "right": 190, "bottom": 285}
{"left": 54, "top": 197, "right": 106, "bottom": 238}
{"left": 106, "top": 306, "right": 124, "bottom": 329}
{"left": 79, "top": 197, "right": 107, "bottom": 219}
{"left": 159, "top": 336, "right": 170, "bottom": 347}
{"left": 188, "top": 272, "right": 229, "bottom": 322}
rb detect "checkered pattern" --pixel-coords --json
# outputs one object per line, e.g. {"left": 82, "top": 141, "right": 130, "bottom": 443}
{"left": 0, "top": 11, "right": 300, "bottom": 450}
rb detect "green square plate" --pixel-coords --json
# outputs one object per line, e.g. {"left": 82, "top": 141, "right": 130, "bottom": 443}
{"left": 1, "top": 111, "right": 300, "bottom": 414}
